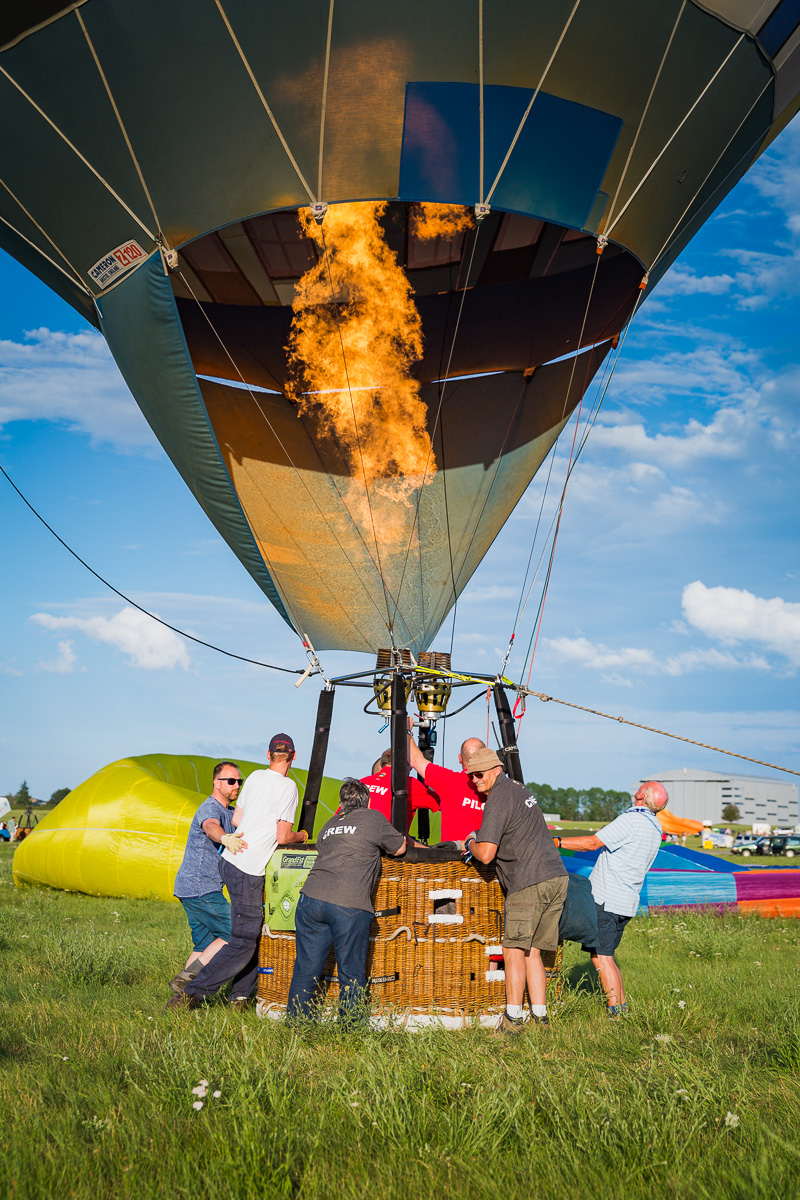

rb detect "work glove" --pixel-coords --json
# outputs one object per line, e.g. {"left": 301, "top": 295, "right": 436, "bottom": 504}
{"left": 220, "top": 832, "right": 247, "bottom": 854}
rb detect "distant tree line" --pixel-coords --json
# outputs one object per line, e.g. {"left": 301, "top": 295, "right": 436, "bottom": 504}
{"left": 526, "top": 781, "right": 632, "bottom": 823}
{"left": 3, "top": 781, "right": 71, "bottom": 806}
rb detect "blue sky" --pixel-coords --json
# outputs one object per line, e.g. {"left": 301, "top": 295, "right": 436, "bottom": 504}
{"left": 2, "top": 121, "right": 799, "bottom": 801}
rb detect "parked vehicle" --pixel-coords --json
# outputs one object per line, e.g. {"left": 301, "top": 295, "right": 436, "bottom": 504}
{"left": 733, "top": 837, "right": 769, "bottom": 857}
{"left": 767, "top": 835, "right": 800, "bottom": 859}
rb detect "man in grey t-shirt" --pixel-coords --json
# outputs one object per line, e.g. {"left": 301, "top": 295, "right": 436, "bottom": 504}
{"left": 170, "top": 761, "right": 246, "bottom": 994}
{"left": 462, "top": 748, "right": 567, "bottom": 1033}
{"left": 287, "top": 778, "right": 406, "bottom": 1021}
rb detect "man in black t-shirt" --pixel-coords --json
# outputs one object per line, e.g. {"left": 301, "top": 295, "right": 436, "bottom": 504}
{"left": 287, "top": 778, "right": 406, "bottom": 1021}
{"left": 462, "top": 748, "right": 567, "bottom": 1033}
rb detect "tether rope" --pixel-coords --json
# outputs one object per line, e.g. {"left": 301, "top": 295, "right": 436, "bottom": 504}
{"left": 648, "top": 79, "right": 773, "bottom": 279}
{"left": 0, "top": 175, "right": 87, "bottom": 291}
{"left": 317, "top": 0, "right": 335, "bottom": 200}
{"left": 517, "top": 686, "right": 800, "bottom": 778}
{"left": 601, "top": 0, "right": 687, "bottom": 233}
{"left": 0, "top": 64, "right": 156, "bottom": 243}
{"left": 213, "top": 0, "right": 316, "bottom": 204}
{"left": 0, "top": 462, "right": 303, "bottom": 674}
{"left": 0, "top": 208, "right": 91, "bottom": 295}
{"left": 606, "top": 33, "right": 745, "bottom": 237}
{"left": 484, "top": 0, "right": 582, "bottom": 205}
{"left": 76, "top": 9, "right": 164, "bottom": 238}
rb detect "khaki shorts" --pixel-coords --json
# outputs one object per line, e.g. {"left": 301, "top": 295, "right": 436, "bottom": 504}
{"left": 503, "top": 875, "right": 568, "bottom": 952}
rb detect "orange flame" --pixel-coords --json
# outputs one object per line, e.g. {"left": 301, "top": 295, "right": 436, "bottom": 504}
{"left": 287, "top": 202, "right": 434, "bottom": 501}
{"left": 411, "top": 202, "right": 473, "bottom": 241}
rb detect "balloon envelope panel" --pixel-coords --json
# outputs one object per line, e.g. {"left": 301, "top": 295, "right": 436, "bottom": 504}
{"left": 12, "top": 754, "right": 341, "bottom": 901}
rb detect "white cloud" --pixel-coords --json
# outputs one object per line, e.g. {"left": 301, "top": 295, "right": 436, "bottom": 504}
{"left": 682, "top": 581, "right": 800, "bottom": 667}
{"left": 37, "top": 639, "right": 77, "bottom": 675}
{"left": 30, "top": 606, "right": 190, "bottom": 670}
{"left": 0, "top": 659, "right": 23, "bottom": 677}
{"left": 544, "top": 637, "right": 771, "bottom": 678}
{"left": 0, "top": 328, "right": 157, "bottom": 449}
{"left": 656, "top": 266, "right": 735, "bottom": 296}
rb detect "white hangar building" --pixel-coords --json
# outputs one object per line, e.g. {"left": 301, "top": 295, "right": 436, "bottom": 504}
{"left": 640, "top": 768, "right": 798, "bottom": 827}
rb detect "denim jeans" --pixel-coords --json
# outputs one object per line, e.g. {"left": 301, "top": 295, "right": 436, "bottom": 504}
{"left": 185, "top": 858, "right": 263, "bottom": 1001}
{"left": 286, "top": 893, "right": 373, "bottom": 1020}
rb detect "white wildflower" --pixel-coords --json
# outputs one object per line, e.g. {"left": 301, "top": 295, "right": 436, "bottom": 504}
{"left": 212, "top": 1091, "right": 221, "bottom": 1099}
{"left": 191, "top": 1084, "right": 208, "bottom": 1098}
{"left": 655, "top": 1034, "right": 671, "bottom": 1043}
{"left": 754, "top": 961, "right": 761, "bottom": 966}
{"left": 725, "top": 1111, "right": 739, "bottom": 1128}
{"left": 62, "top": 1056, "right": 69, "bottom": 1061}
{"left": 676, "top": 1089, "right": 688, "bottom": 1096}
{"left": 192, "top": 1100, "right": 203, "bottom": 1111}
{"left": 351, "top": 1102, "right": 359, "bottom": 1108}
{"left": 678, "top": 1001, "right": 686, "bottom": 1009}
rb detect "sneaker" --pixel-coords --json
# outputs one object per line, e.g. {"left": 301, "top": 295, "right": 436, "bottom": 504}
{"left": 607, "top": 1003, "right": 628, "bottom": 1020}
{"left": 497, "top": 1011, "right": 528, "bottom": 1035}
{"left": 229, "top": 997, "right": 249, "bottom": 1014}
{"left": 165, "top": 993, "right": 199, "bottom": 1012}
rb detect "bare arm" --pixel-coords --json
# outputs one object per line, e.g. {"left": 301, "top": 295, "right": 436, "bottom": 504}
{"left": 201, "top": 817, "right": 232, "bottom": 845}
{"left": 558, "top": 834, "right": 605, "bottom": 852}
{"left": 465, "top": 836, "right": 498, "bottom": 865}
{"left": 277, "top": 819, "right": 308, "bottom": 845}
{"left": 407, "top": 737, "right": 430, "bottom": 779}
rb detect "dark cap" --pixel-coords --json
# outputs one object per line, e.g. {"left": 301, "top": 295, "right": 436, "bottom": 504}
{"left": 269, "top": 733, "right": 295, "bottom": 755}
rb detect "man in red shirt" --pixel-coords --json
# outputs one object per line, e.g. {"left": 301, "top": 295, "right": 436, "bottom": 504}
{"left": 408, "top": 735, "right": 486, "bottom": 842}
{"left": 360, "top": 748, "right": 439, "bottom": 832}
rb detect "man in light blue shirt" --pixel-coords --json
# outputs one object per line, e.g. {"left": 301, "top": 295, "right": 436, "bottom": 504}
{"left": 559, "top": 781, "right": 669, "bottom": 1018}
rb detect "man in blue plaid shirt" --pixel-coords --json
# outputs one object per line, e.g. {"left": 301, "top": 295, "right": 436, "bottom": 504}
{"left": 559, "top": 781, "right": 669, "bottom": 1018}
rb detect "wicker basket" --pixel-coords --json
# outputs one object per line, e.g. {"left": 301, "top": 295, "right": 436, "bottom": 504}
{"left": 258, "top": 858, "right": 563, "bottom": 1018}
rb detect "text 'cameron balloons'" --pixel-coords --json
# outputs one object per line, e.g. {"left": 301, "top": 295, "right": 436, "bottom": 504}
{"left": 1, "top": 1, "right": 798, "bottom": 653}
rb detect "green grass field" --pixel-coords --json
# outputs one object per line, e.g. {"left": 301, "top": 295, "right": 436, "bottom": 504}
{"left": 2, "top": 848, "right": 799, "bottom": 1200}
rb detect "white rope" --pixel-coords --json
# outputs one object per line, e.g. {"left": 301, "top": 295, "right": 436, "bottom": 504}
{"left": 606, "top": 33, "right": 745, "bottom": 236}
{"left": 478, "top": 0, "right": 485, "bottom": 204}
{"left": 0, "top": 65, "right": 156, "bottom": 243}
{"left": 649, "top": 78, "right": 773, "bottom": 275}
{"left": 75, "top": 9, "right": 163, "bottom": 238}
{"left": 519, "top": 686, "right": 800, "bottom": 778}
{"left": 602, "top": 0, "right": 687, "bottom": 233}
{"left": 484, "top": 0, "right": 582, "bottom": 205}
{"left": 0, "top": 208, "right": 91, "bottom": 294}
{"left": 0, "top": 176, "right": 87, "bottom": 289}
{"left": 213, "top": 0, "right": 316, "bottom": 203}
{"left": 317, "top": 0, "right": 335, "bottom": 200}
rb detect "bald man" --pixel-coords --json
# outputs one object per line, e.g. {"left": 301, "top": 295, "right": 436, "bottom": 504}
{"left": 558, "top": 781, "right": 669, "bottom": 1018}
{"left": 407, "top": 735, "right": 487, "bottom": 843}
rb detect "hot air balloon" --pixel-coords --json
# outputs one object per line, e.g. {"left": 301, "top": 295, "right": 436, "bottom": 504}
{"left": 1, "top": 0, "right": 797, "bottom": 657}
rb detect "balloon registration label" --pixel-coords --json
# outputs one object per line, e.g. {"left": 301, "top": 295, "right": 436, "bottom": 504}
{"left": 88, "top": 240, "right": 147, "bottom": 289}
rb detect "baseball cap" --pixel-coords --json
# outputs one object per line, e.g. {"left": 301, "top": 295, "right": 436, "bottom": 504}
{"left": 269, "top": 733, "right": 295, "bottom": 755}
{"left": 465, "top": 747, "right": 503, "bottom": 773}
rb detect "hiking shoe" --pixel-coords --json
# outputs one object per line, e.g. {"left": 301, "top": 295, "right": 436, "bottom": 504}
{"left": 531, "top": 1014, "right": 550, "bottom": 1027}
{"left": 165, "top": 993, "right": 199, "bottom": 1012}
{"left": 169, "top": 970, "right": 194, "bottom": 995}
{"left": 229, "top": 997, "right": 249, "bottom": 1014}
{"left": 497, "top": 1011, "right": 528, "bottom": 1035}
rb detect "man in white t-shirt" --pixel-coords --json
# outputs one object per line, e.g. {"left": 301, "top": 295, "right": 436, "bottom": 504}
{"left": 168, "top": 733, "right": 308, "bottom": 1012}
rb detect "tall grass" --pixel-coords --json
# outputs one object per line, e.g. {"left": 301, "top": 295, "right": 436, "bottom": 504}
{"left": 1, "top": 849, "right": 799, "bottom": 1199}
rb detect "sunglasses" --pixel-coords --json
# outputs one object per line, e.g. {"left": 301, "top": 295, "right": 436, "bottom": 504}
{"left": 219, "top": 777, "right": 243, "bottom": 786}
{"left": 467, "top": 771, "right": 486, "bottom": 779}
